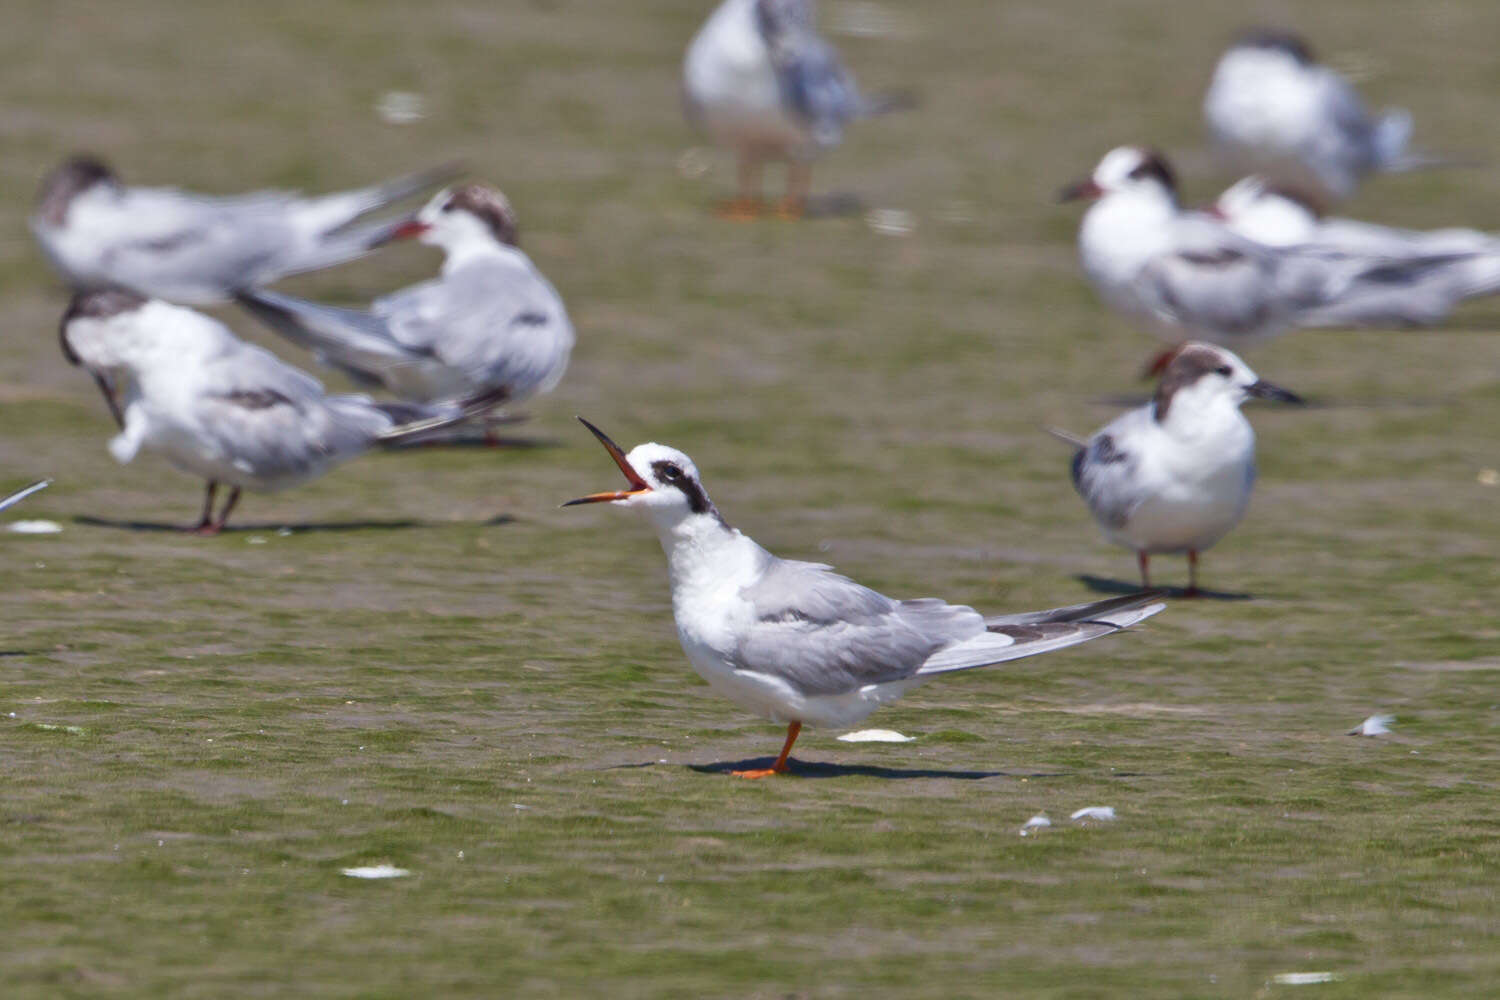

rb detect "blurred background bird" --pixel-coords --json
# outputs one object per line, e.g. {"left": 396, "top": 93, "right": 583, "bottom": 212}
{"left": 682, "top": 0, "right": 912, "bottom": 219}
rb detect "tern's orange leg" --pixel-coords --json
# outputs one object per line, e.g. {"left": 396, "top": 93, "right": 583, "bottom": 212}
{"left": 732, "top": 721, "right": 802, "bottom": 779}
{"left": 776, "top": 161, "right": 811, "bottom": 219}
{"left": 715, "top": 154, "right": 765, "bottom": 220}
{"left": 1136, "top": 551, "right": 1151, "bottom": 589}
{"left": 1185, "top": 550, "right": 1201, "bottom": 598}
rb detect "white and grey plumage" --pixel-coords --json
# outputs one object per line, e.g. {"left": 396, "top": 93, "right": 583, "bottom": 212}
{"left": 1060, "top": 147, "right": 1486, "bottom": 350}
{"left": 1065, "top": 343, "right": 1300, "bottom": 594}
{"left": 235, "top": 184, "right": 572, "bottom": 425}
{"left": 682, "top": 0, "right": 908, "bottom": 217}
{"left": 0, "top": 480, "right": 50, "bottom": 515}
{"left": 30, "top": 155, "right": 457, "bottom": 304}
{"left": 565, "top": 418, "right": 1164, "bottom": 777}
{"left": 59, "top": 289, "right": 473, "bottom": 534}
{"left": 1202, "top": 29, "right": 1440, "bottom": 204}
{"left": 1210, "top": 177, "right": 1500, "bottom": 326}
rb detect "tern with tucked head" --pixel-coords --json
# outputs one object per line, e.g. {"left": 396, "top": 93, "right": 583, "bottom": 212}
{"left": 683, "top": 0, "right": 911, "bottom": 219}
{"left": 1061, "top": 343, "right": 1300, "bottom": 595}
{"left": 236, "top": 184, "right": 573, "bottom": 433}
{"left": 565, "top": 418, "right": 1164, "bottom": 777}
{"left": 1203, "top": 29, "right": 1447, "bottom": 204}
{"left": 1061, "top": 146, "right": 1490, "bottom": 356}
{"left": 60, "top": 290, "right": 478, "bottom": 534}
{"left": 30, "top": 155, "right": 457, "bottom": 304}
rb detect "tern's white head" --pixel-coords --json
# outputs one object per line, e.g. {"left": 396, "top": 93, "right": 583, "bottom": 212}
{"left": 58, "top": 288, "right": 152, "bottom": 372}
{"left": 1220, "top": 27, "right": 1318, "bottom": 72}
{"left": 1151, "top": 342, "right": 1301, "bottom": 425}
{"left": 565, "top": 419, "right": 723, "bottom": 533}
{"left": 1059, "top": 147, "right": 1179, "bottom": 207}
{"left": 35, "top": 154, "right": 120, "bottom": 228}
{"left": 389, "top": 183, "right": 519, "bottom": 253}
{"left": 1211, "top": 177, "right": 1319, "bottom": 246}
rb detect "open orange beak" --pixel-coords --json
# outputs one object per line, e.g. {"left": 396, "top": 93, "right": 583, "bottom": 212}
{"left": 563, "top": 417, "right": 653, "bottom": 506}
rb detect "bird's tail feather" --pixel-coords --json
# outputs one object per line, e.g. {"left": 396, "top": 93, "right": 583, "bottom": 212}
{"left": 0, "top": 479, "right": 51, "bottom": 514}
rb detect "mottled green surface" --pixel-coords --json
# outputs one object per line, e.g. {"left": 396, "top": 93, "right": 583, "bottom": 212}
{"left": 3, "top": 1, "right": 1500, "bottom": 996}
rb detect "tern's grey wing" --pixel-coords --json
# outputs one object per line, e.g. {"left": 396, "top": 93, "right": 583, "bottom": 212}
{"left": 376, "top": 255, "right": 574, "bottom": 400}
{"left": 1293, "top": 249, "right": 1500, "bottom": 328}
{"left": 919, "top": 593, "right": 1165, "bottom": 675}
{"left": 1071, "top": 423, "right": 1145, "bottom": 531}
{"left": 0, "top": 480, "right": 50, "bottom": 514}
{"left": 776, "top": 35, "right": 860, "bottom": 144}
{"left": 733, "top": 558, "right": 984, "bottom": 696}
{"left": 101, "top": 195, "right": 292, "bottom": 300}
{"left": 235, "top": 288, "right": 421, "bottom": 388}
{"left": 1137, "top": 225, "right": 1287, "bottom": 337}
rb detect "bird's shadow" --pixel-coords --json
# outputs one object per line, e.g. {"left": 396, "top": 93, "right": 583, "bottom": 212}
{"left": 686, "top": 758, "right": 1069, "bottom": 781}
{"left": 803, "top": 193, "right": 865, "bottom": 219}
{"left": 72, "top": 515, "right": 426, "bottom": 535}
{"left": 1076, "top": 573, "right": 1252, "bottom": 602}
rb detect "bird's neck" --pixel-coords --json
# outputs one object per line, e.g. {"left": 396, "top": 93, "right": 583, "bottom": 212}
{"left": 1080, "top": 188, "right": 1178, "bottom": 281}
{"left": 439, "top": 234, "right": 510, "bottom": 273}
{"left": 1155, "top": 392, "right": 1251, "bottom": 445}
{"left": 652, "top": 510, "right": 761, "bottom": 592}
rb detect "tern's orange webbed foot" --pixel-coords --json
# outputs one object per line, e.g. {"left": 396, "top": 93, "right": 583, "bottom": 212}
{"left": 773, "top": 198, "right": 806, "bottom": 221}
{"left": 730, "top": 767, "right": 782, "bottom": 780}
{"left": 714, "top": 197, "right": 765, "bottom": 221}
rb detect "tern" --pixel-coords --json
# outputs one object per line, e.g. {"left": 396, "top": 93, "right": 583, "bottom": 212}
{"left": 1209, "top": 177, "right": 1500, "bottom": 327}
{"left": 60, "top": 289, "right": 477, "bottom": 534}
{"left": 682, "top": 0, "right": 910, "bottom": 219}
{"left": 564, "top": 418, "right": 1165, "bottom": 778}
{"left": 31, "top": 155, "right": 458, "bottom": 304}
{"left": 235, "top": 183, "right": 573, "bottom": 432}
{"left": 1202, "top": 28, "right": 1446, "bottom": 204}
{"left": 1060, "top": 146, "right": 1488, "bottom": 354}
{"left": 0, "top": 480, "right": 51, "bottom": 515}
{"left": 1059, "top": 343, "right": 1300, "bottom": 594}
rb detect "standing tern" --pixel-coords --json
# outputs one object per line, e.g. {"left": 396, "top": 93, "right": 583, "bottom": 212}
{"left": 1203, "top": 28, "right": 1446, "bottom": 204}
{"left": 564, "top": 418, "right": 1165, "bottom": 778}
{"left": 1061, "top": 343, "right": 1300, "bottom": 594}
{"left": 0, "top": 480, "right": 51, "bottom": 515}
{"left": 59, "top": 289, "right": 477, "bottom": 534}
{"left": 683, "top": 0, "right": 911, "bottom": 219}
{"left": 31, "top": 155, "right": 458, "bottom": 304}
{"left": 1060, "top": 146, "right": 1489, "bottom": 353}
{"left": 235, "top": 184, "right": 573, "bottom": 432}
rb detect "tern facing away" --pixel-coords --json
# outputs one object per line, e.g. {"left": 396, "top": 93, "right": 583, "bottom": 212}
{"left": 0, "top": 480, "right": 51, "bottom": 515}
{"left": 235, "top": 184, "right": 573, "bottom": 431}
{"left": 565, "top": 418, "right": 1165, "bottom": 778}
{"left": 683, "top": 0, "right": 910, "bottom": 219}
{"left": 31, "top": 155, "right": 457, "bottom": 304}
{"left": 1202, "top": 29, "right": 1443, "bottom": 204}
{"left": 1061, "top": 147, "right": 1489, "bottom": 352}
{"left": 1062, "top": 343, "right": 1300, "bottom": 594}
{"left": 60, "top": 290, "right": 476, "bottom": 534}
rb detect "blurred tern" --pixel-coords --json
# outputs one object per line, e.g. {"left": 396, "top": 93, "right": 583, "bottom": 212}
{"left": 1060, "top": 147, "right": 1487, "bottom": 352}
{"left": 31, "top": 155, "right": 458, "bottom": 304}
{"left": 1203, "top": 29, "right": 1448, "bottom": 204}
{"left": 565, "top": 418, "right": 1164, "bottom": 777}
{"left": 683, "top": 0, "right": 911, "bottom": 218}
{"left": 236, "top": 184, "right": 573, "bottom": 432}
{"left": 0, "top": 480, "right": 50, "bottom": 514}
{"left": 1058, "top": 343, "right": 1300, "bottom": 594}
{"left": 60, "top": 289, "right": 477, "bottom": 534}
{"left": 1210, "top": 177, "right": 1500, "bottom": 325}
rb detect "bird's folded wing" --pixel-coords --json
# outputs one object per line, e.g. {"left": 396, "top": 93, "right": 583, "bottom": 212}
{"left": 920, "top": 597, "right": 1164, "bottom": 676}
{"left": 237, "top": 288, "right": 416, "bottom": 385}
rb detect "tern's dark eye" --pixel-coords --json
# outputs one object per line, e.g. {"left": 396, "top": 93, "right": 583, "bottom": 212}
{"left": 1215, "top": 365, "right": 1233, "bottom": 376}
{"left": 659, "top": 463, "right": 683, "bottom": 482}
{"left": 441, "top": 200, "right": 456, "bottom": 213}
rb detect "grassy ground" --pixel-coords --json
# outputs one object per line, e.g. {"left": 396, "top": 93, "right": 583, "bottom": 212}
{"left": 4, "top": 1, "right": 1500, "bottom": 996}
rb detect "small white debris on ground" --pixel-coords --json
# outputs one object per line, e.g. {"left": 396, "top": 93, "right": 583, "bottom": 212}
{"left": 1478, "top": 468, "right": 1499, "bottom": 487}
{"left": 1348, "top": 714, "right": 1394, "bottom": 736}
{"left": 31, "top": 723, "right": 86, "bottom": 735}
{"left": 341, "top": 864, "right": 410, "bottom": 879}
{"left": 676, "top": 148, "right": 712, "bottom": 179}
{"left": 7, "top": 520, "right": 62, "bottom": 534}
{"left": 1272, "top": 971, "right": 1342, "bottom": 985}
{"left": 1070, "top": 806, "right": 1117, "bottom": 822}
{"left": 1019, "top": 814, "right": 1051, "bottom": 836}
{"left": 865, "top": 208, "right": 915, "bottom": 237}
{"left": 375, "top": 91, "right": 426, "bottom": 125}
{"left": 837, "top": 729, "right": 915, "bottom": 743}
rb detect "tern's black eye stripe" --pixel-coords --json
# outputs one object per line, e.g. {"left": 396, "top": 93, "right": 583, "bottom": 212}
{"left": 1215, "top": 365, "right": 1233, "bottom": 376}
{"left": 651, "top": 459, "right": 712, "bottom": 515}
